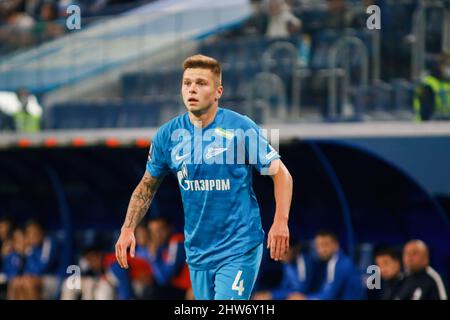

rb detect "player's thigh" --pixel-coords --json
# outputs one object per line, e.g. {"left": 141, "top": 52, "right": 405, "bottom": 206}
{"left": 214, "top": 243, "right": 263, "bottom": 300}
{"left": 188, "top": 267, "right": 215, "bottom": 300}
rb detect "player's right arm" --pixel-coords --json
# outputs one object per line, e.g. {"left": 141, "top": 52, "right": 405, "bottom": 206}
{"left": 115, "top": 171, "right": 164, "bottom": 269}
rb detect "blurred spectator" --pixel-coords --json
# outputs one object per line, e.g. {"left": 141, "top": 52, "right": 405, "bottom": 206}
{"left": 373, "top": 246, "right": 404, "bottom": 300}
{"left": 2, "top": 229, "right": 26, "bottom": 298}
{"left": 347, "top": 0, "right": 386, "bottom": 30}
{"left": 61, "top": 245, "right": 152, "bottom": 300}
{"left": 0, "top": 110, "right": 15, "bottom": 131}
{"left": 0, "top": 89, "right": 43, "bottom": 133}
{"left": 32, "top": 2, "right": 65, "bottom": 43}
{"left": 140, "top": 217, "right": 191, "bottom": 300}
{"left": 241, "top": 0, "right": 269, "bottom": 36}
{"left": 324, "top": 0, "right": 351, "bottom": 30}
{"left": 21, "top": 0, "right": 44, "bottom": 20}
{"left": 0, "top": 217, "right": 17, "bottom": 299}
{"left": 134, "top": 222, "right": 151, "bottom": 258}
{"left": 414, "top": 52, "right": 450, "bottom": 121}
{"left": 287, "top": 230, "right": 365, "bottom": 300}
{"left": 395, "top": 240, "right": 447, "bottom": 300}
{"left": 0, "top": 216, "right": 14, "bottom": 249}
{"left": 62, "top": 218, "right": 190, "bottom": 300}
{"left": 252, "top": 240, "right": 316, "bottom": 300}
{"left": 61, "top": 246, "right": 112, "bottom": 300}
{"left": 0, "top": 0, "right": 23, "bottom": 16}
{"left": 266, "top": 0, "right": 301, "bottom": 38}
{"left": 0, "top": 0, "right": 35, "bottom": 27}
{"left": 104, "top": 225, "right": 153, "bottom": 299}
{"left": 0, "top": 1, "right": 35, "bottom": 51}
{"left": 7, "top": 220, "right": 60, "bottom": 299}
{"left": 218, "top": 0, "right": 268, "bottom": 39}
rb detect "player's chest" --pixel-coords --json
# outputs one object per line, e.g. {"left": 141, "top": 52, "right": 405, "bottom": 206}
{"left": 165, "top": 128, "right": 247, "bottom": 178}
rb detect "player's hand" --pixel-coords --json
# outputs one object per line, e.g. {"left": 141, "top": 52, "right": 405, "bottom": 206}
{"left": 267, "top": 219, "right": 289, "bottom": 261}
{"left": 115, "top": 227, "right": 136, "bottom": 269}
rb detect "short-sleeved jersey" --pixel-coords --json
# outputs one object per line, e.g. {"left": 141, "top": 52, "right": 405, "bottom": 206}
{"left": 146, "top": 107, "right": 280, "bottom": 270}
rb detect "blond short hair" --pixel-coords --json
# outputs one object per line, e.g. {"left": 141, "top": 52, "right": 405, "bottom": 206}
{"left": 182, "top": 54, "right": 222, "bottom": 86}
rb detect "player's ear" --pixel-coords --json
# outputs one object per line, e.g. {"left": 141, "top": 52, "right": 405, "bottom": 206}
{"left": 216, "top": 84, "right": 223, "bottom": 101}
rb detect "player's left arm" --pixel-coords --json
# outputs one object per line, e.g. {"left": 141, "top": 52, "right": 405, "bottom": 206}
{"left": 267, "top": 159, "right": 293, "bottom": 261}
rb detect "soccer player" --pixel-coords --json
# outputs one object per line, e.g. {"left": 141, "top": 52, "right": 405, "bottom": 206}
{"left": 115, "top": 54, "right": 293, "bottom": 300}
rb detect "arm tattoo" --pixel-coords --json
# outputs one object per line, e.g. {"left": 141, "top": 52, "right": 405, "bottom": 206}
{"left": 123, "top": 172, "right": 163, "bottom": 229}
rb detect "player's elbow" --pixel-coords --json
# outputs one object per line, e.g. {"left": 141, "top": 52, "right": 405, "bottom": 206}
{"left": 285, "top": 167, "right": 293, "bottom": 188}
{"left": 276, "top": 161, "right": 293, "bottom": 188}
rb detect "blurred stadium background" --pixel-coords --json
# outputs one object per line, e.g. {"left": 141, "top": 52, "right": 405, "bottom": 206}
{"left": 0, "top": 0, "right": 449, "bottom": 300}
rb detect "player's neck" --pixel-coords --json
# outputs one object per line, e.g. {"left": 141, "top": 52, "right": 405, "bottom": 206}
{"left": 188, "top": 104, "right": 218, "bottom": 128}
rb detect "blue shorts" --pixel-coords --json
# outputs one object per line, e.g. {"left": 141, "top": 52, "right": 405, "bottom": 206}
{"left": 189, "top": 243, "right": 263, "bottom": 300}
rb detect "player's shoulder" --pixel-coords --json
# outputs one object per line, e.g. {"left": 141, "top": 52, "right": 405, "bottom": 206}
{"left": 220, "top": 107, "right": 258, "bottom": 129}
{"left": 154, "top": 112, "right": 188, "bottom": 140}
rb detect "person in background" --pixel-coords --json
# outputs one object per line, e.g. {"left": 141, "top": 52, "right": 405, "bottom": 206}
{"left": 0, "top": 216, "right": 14, "bottom": 253}
{"left": 287, "top": 230, "right": 364, "bottom": 300}
{"left": 1, "top": 227, "right": 24, "bottom": 299}
{"left": 2, "top": 228, "right": 26, "bottom": 299}
{"left": 395, "top": 240, "right": 447, "bottom": 300}
{"left": 61, "top": 246, "right": 112, "bottom": 300}
{"left": 7, "top": 220, "right": 59, "bottom": 299}
{"left": 266, "top": 0, "right": 302, "bottom": 38}
{"left": 414, "top": 52, "right": 450, "bottom": 121}
{"left": 0, "top": 88, "right": 43, "bottom": 133}
{"left": 373, "top": 246, "right": 404, "bottom": 300}
{"left": 134, "top": 222, "right": 151, "bottom": 258}
{"left": 105, "top": 224, "right": 153, "bottom": 300}
{"left": 252, "top": 239, "right": 316, "bottom": 300}
{"left": 140, "top": 217, "right": 191, "bottom": 300}
{"left": 324, "top": 0, "right": 350, "bottom": 30}
{"left": 61, "top": 244, "right": 152, "bottom": 300}
{"left": 32, "top": 1, "right": 65, "bottom": 44}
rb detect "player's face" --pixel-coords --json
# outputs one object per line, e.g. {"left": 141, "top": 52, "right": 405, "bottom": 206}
{"left": 375, "top": 255, "right": 401, "bottom": 280}
{"left": 182, "top": 68, "right": 222, "bottom": 115}
{"left": 314, "top": 236, "right": 338, "bottom": 261}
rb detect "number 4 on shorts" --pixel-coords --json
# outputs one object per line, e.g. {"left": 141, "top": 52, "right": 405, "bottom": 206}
{"left": 232, "top": 270, "right": 245, "bottom": 296}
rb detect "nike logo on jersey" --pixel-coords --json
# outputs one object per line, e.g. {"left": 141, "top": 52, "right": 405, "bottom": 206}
{"left": 205, "top": 147, "right": 228, "bottom": 159}
{"left": 175, "top": 153, "right": 190, "bottom": 162}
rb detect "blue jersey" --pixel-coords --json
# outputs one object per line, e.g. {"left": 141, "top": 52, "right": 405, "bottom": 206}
{"left": 271, "top": 252, "right": 316, "bottom": 300}
{"left": 307, "top": 250, "right": 365, "bottom": 300}
{"left": 146, "top": 107, "right": 280, "bottom": 270}
{"left": 2, "top": 252, "right": 24, "bottom": 280}
{"left": 24, "top": 237, "right": 59, "bottom": 276}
